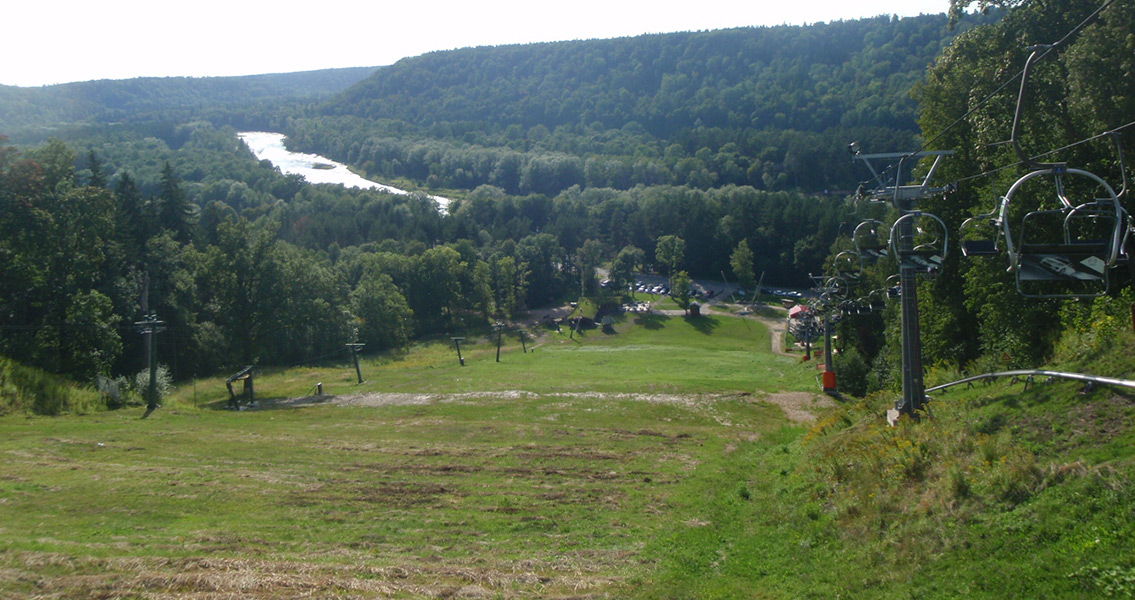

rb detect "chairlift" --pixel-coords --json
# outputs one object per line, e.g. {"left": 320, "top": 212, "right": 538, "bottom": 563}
{"left": 994, "top": 43, "right": 1129, "bottom": 298}
{"left": 960, "top": 210, "right": 1002, "bottom": 257}
{"left": 997, "top": 167, "right": 1123, "bottom": 298}
{"left": 889, "top": 211, "right": 948, "bottom": 274}
{"left": 853, "top": 219, "right": 889, "bottom": 263}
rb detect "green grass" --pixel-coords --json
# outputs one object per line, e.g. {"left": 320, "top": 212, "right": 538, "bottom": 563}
{"left": 171, "top": 310, "right": 807, "bottom": 409}
{"left": 3, "top": 314, "right": 1134, "bottom": 598}
{"left": 0, "top": 355, "right": 104, "bottom": 415}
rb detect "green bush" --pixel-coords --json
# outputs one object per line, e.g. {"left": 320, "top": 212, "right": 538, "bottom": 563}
{"left": 133, "top": 364, "right": 173, "bottom": 402}
{"left": 833, "top": 347, "right": 870, "bottom": 397}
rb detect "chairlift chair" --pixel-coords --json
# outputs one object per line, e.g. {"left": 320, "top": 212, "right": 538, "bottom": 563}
{"left": 853, "top": 219, "right": 889, "bottom": 263}
{"left": 867, "top": 289, "right": 888, "bottom": 312}
{"left": 884, "top": 274, "right": 902, "bottom": 298}
{"left": 995, "top": 43, "right": 1128, "bottom": 298}
{"left": 960, "top": 210, "right": 1002, "bottom": 257}
{"left": 823, "top": 276, "right": 849, "bottom": 298}
{"left": 833, "top": 250, "right": 862, "bottom": 278}
{"left": 997, "top": 167, "right": 1123, "bottom": 298}
{"left": 889, "top": 211, "right": 948, "bottom": 274}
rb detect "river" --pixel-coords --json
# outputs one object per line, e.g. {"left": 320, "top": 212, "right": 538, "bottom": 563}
{"left": 237, "top": 131, "right": 450, "bottom": 211}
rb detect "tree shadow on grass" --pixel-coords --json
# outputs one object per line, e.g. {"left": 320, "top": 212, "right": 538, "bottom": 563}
{"left": 685, "top": 314, "right": 720, "bottom": 335}
{"left": 634, "top": 313, "right": 671, "bottom": 330}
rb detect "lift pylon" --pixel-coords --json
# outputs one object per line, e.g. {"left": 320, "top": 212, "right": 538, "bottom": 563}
{"left": 852, "top": 147, "right": 955, "bottom": 421}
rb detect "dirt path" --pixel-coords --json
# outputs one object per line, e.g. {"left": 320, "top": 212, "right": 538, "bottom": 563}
{"left": 264, "top": 388, "right": 833, "bottom": 424}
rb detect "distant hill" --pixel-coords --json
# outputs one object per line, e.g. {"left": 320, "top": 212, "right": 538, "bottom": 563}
{"left": 323, "top": 15, "right": 996, "bottom": 137}
{"left": 292, "top": 13, "right": 1000, "bottom": 195}
{"left": 0, "top": 66, "right": 378, "bottom": 133}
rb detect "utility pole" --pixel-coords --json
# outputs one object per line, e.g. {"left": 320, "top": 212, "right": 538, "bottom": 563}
{"left": 346, "top": 343, "right": 365, "bottom": 384}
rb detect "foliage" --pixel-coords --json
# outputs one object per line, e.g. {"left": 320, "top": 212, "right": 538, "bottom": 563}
{"left": 609, "top": 244, "right": 645, "bottom": 295}
{"left": 350, "top": 272, "right": 413, "bottom": 349}
{"left": 0, "top": 67, "right": 376, "bottom": 135}
{"left": 672, "top": 271, "right": 693, "bottom": 313}
{"left": 132, "top": 363, "right": 173, "bottom": 401}
{"left": 833, "top": 346, "right": 870, "bottom": 397}
{"left": 730, "top": 239, "right": 756, "bottom": 290}
{"left": 0, "top": 355, "right": 103, "bottom": 415}
{"left": 309, "top": 16, "right": 996, "bottom": 196}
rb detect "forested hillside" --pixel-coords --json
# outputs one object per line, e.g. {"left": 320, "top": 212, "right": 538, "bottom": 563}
{"left": 297, "top": 14, "right": 998, "bottom": 196}
{"left": 0, "top": 66, "right": 376, "bottom": 139}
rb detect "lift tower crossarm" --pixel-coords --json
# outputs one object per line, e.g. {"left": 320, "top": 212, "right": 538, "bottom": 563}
{"left": 854, "top": 150, "right": 955, "bottom": 205}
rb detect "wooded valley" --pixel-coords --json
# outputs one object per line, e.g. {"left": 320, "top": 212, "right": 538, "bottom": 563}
{"left": 1, "top": 0, "right": 1132, "bottom": 402}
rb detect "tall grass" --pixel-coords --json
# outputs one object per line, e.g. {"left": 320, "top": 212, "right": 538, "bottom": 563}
{"left": 0, "top": 355, "right": 104, "bottom": 415}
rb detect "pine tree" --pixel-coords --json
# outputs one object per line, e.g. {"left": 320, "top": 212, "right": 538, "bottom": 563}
{"left": 157, "top": 162, "right": 194, "bottom": 243}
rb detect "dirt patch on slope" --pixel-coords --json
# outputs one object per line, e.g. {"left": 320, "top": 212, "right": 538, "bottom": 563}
{"left": 754, "top": 391, "right": 835, "bottom": 423}
{"left": 264, "top": 389, "right": 833, "bottom": 424}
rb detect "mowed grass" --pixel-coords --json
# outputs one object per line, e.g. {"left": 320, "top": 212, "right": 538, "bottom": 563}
{"left": 172, "top": 311, "right": 813, "bottom": 407}
{"left": 0, "top": 312, "right": 825, "bottom": 599}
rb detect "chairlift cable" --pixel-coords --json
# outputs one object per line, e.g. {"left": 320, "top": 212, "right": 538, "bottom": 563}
{"left": 857, "top": 0, "right": 1117, "bottom": 191}
{"left": 954, "top": 120, "right": 1135, "bottom": 185}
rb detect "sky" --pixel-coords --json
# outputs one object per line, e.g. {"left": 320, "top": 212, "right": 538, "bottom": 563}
{"left": 3, "top": 0, "right": 952, "bottom": 88}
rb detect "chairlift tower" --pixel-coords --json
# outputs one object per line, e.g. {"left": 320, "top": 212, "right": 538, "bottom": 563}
{"left": 493, "top": 322, "right": 505, "bottom": 362}
{"left": 346, "top": 343, "right": 366, "bottom": 384}
{"left": 853, "top": 148, "right": 954, "bottom": 420}
{"left": 134, "top": 312, "right": 165, "bottom": 411}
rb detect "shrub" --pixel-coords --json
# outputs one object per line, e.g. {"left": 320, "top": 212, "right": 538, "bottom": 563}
{"left": 833, "top": 347, "right": 870, "bottom": 397}
{"left": 133, "top": 364, "right": 173, "bottom": 402}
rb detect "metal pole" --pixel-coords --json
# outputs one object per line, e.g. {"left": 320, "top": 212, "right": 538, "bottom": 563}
{"left": 897, "top": 210, "right": 925, "bottom": 419}
{"left": 824, "top": 313, "right": 834, "bottom": 372}
{"left": 135, "top": 312, "right": 164, "bottom": 412}
{"left": 494, "top": 323, "right": 503, "bottom": 362}
{"left": 519, "top": 330, "right": 528, "bottom": 353}
{"left": 822, "top": 312, "right": 838, "bottom": 394}
{"left": 452, "top": 337, "right": 465, "bottom": 366}
{"left": 147, "top": 321, "right": 158, "bottom": 409}
{"left": 346, "top": 343, "right": 365, "bottom": 383}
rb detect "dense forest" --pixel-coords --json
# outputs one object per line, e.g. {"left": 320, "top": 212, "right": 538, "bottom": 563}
{"left": 297, "top": 13, "right": 1000, "bottom": 196}
{"left": 832, "top": 0, "right": 1135, "bottom": 392}
{"left": 2, "top": 1, "right": 1132, "bottom": 400}
{"left": 0, "top": 67, "right": 376, "bottom": 139}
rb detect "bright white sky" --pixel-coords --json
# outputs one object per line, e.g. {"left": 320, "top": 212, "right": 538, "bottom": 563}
{"left": 3, "top": 0, "right": 951, "bottom": 87}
